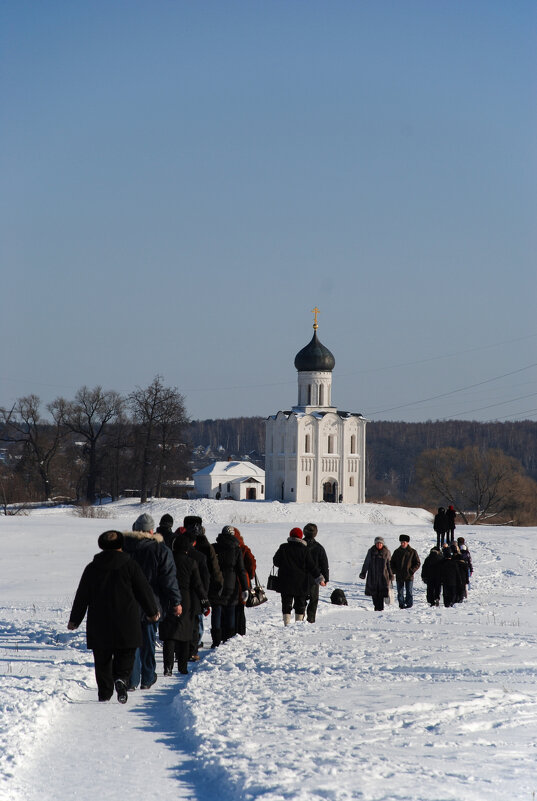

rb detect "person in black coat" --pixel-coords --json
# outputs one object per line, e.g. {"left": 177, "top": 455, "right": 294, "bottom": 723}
{"left": 194, "top": 523, "right": 223, "bottom": 649}
{"left": 446, "top": 505, "right": 457, "bottom": 544}
{"left": 359, "top": 536, "right": 394, "bottom": 611}
{"left": 433, "top": 507, "right": 448, "bottom": 549}
{"left": 122, "top": 513, "right": 182, "bottom": 690}
{"left": 159, "top": 533, "right": 207, "bottom": 675}
{"left": 210, "top": 525, "right": 249, "bottom": 646}
{"left": 439, "top": 546, "right": 463, "bottom": 607}
{"left": 273, "top": 527, "right": 326, "bottom": 626}
{"left": 303, "top": 523, "right": 329, "bottom": 624}
{"left": 68, "top": 530, "right": 159, "bottom": 704}
{"left": 156, "top": 513, "right": 175, "bottom": 548}
{"left": 421, "top": 547, "right": 443, "bottom": 606}
{"left": 182, "top": 517, "right": 210, "bottom": 661}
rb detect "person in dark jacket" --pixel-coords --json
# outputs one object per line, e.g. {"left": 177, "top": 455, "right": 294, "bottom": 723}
{"left": 359, "top": 536, "right": 394, "bottom": 612}
{"left": 303, "top": 523, "right": 329, "bottom": 623}
{"left": 433, "top": 507, "right": 448, "bottom": 549}
{"left": 68, "top": 530, "right": 159, "bottom": 704}
{"left": 421, "top": 547, "right": 443, "bottom": 606}
{"left": 194, "top": 522, "right": 223, "bottom": 647}
{"left": 233, "top": 527, "right": 256, "bottom": 636}
{"left": 122, "top": 513, "right": 182, "bottom": 690}
{"left": 159, "top": 533, "right": 207, "bottom": 675}
{"left": 457, "top": 537, "right": 473, "bottom": 582}
{"left": 210, "top": 525, "right": 249, "bottom": 646}
{"left": 390, "top": 534, "right": 421, "bottom": 609}
{"left": 182, "top": 516, "right": 210, "bottom": 661}
{"left": 439, "top": 546, "right": 463, "bottom": 607}
{"left": 156, "top": 513, "right": 175, "bottom": 548}
{"left": 446, "top": 505, "right": 457, "bottom": 544}
{"left": 451, "top": 543, "right": 469, "bottom": 602}
{"left": 272, "top": 527, "right": 326, "bottom": 626}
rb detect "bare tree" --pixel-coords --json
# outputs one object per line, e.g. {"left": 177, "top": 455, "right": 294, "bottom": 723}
{"left": 0, "top": 395, "right": 67, "bottom": 501}
{"left": 129, "top": 376, "right": 188, "bottom": 503}
{"left": 416, "top": 446, "right": 536, "bottom": 524}
{"left": 61, "top": 386, "right": 124, "bottom": 503}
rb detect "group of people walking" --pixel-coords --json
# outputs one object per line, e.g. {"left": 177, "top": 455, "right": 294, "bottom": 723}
{"left": 359, "top": 526, "right": 473, "bottom": 612}
{"left": 69, "top": 506, "right": 474, "bottom": 704}
{"left": 68, "top": 512, "right": 256, "bottom": 704}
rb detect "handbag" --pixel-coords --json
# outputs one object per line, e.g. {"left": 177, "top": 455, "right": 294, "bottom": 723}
{"left": 266, "top": 566, "right": 280, "bottom": 593}
{"left": 245, "top": 572, "right": 268, "bottom": 607}
{"left": 385, "top": 585, "right": 394, "bottom": 605}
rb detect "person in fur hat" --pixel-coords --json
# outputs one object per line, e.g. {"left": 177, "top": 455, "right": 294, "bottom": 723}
{"left": 122, "top": 513, "right": 182, "bottom": 689}
{"left": 390, "top": 534, "right": 421, "bottom": 609}
{"left": 421, "top": 547, "right": 443, "bottom": 606}
{"left": 359, "top": 536, "right": 394, "bottom": 612}
{"left": 68, "top": 530, "right": 159, "bottom": 704}
{"left": 272, "top": 528, "right": 326, "bottom": 626}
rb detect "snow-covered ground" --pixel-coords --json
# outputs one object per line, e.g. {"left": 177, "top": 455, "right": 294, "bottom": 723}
{"left": 1, "top": 498, "right": 536, "bottom": 801}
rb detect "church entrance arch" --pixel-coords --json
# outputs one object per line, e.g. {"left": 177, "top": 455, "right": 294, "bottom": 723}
{"left": 323, "top": 480, "right": 337, "bottom": 503}
{"left": 246, "top": 487, "right": 257, "bottom": 500}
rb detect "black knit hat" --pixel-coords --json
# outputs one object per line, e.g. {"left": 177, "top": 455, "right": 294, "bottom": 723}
{"left": 184, "top": 515, "right": 202, "bottom": 529}
{"left": 160, "top": 514, "right": 173, "bottom": 526}
{"left": 98, "top": 530, "right": 124, "bottom": 550}
{"left": 399, "top": 534, "right": 410, "bottom": 543}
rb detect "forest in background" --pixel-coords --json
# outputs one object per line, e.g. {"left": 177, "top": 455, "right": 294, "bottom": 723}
{"left": 188, "top": 417, "right": 537, "bottom": 511}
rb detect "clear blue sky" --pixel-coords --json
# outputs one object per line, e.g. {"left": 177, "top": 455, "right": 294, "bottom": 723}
{"left": 2, "top": 1, "right": 536, "bottom": 423}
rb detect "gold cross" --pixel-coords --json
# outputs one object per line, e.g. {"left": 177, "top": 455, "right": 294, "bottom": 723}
{"left": 312, "top": 306, "right": 320, "bottom": 329}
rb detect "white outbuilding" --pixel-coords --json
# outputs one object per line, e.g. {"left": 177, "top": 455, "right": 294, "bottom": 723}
{"left": 265, "top": 310, "right": 367, "bottom": 503}
{"left": 193, "top": 460, "right": 265, "bottom": 501}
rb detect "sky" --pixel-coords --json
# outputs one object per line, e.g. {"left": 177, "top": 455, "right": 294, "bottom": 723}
{"left": 2, "top": 1, "right": 536, "bottom": 424}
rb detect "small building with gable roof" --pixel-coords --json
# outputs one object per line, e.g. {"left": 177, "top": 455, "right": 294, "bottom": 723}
{"left": 193, "top": 460, "right": 265, "bottom": 501}
{"left": 265, "top": 309, "right": 366, "bottom": 503}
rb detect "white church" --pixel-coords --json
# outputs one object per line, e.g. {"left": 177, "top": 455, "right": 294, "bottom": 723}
{"left": 265, "top": 309, "right": 367, "bottom": 504}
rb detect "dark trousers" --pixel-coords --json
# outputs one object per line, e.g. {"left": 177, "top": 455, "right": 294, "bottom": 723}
{"left": 447, "top": 527, "right": 455, "bottom": 544}
{"left": 211, "top": 604, "right": 237, "bottom": 640}
{"left": 436, "top": 532, "right": 446, "bottom": 549}
{"left": 443, "top": 585, "right": 457, "bottom": 607}
{"left": 396, "top": 579, "right": 414, "bottom": 608}
{"left": 426, "top": 580, "right": 441, "bottom": 606}
{"left": 93, "top": 648, "right": 136, "bottom": 701}
{"left": 281, "top": 594, "right": 306, "bottom": 615}
{"left": 306, "top": 583, "right": 319, "bottom": 622}
{"left": 162, "top": 639, "right": 189, "bottom": 674}
{"left": 372, "top": 593, "right": 385, "bottom": 611}
{"left": 236, "top": 604, "right": 246, "bottom": 636}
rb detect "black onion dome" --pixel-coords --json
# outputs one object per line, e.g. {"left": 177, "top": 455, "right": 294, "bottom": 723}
{"left": 294, "top": 331, "right": 335, "bottom": 372}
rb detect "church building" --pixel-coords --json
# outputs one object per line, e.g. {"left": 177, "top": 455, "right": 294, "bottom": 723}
{"left": 265, "top": 309, "right": 367, "bottom": 503}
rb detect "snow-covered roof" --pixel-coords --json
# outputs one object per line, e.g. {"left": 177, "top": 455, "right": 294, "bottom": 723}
{"left": 193, "top": 460, "right": 265, "bottom": 478}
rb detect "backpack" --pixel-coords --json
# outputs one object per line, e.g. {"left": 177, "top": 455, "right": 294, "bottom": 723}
{"left": 330, "top": 588, "right": 348, "bottom": 606}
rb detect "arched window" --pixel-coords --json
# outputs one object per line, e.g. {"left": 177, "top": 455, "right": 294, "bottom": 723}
{"left": 350, "top": 435, "right": 356, "bottom": 454}
{"left": 305, "top": 475, "right": 311, "bottom": 486}
{"left": 327, "top": 434, "right": 335, "bottom": 454}
{"left": 307, "top": 384, "right": 312, "bottom": 404}
{"left": 305, "top": 433, "right": 311, "bottom": 453}
{"left": 349, "top": 476, "right": 355, "bottom": 487}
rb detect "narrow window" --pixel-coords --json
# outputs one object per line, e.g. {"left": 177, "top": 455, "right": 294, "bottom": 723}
{"left": 319, "top": 385, "right": 324, "bottom": 406}
{"left": 328, "top": 435, "right": 334, "bottom": 454}
{"left": 350, "top": 435, "right": 356, "bottom": 454}
{"left": 305, "top": 433, "right": 311, "bottom": 453}
{"left": 305, "top": 475, "right": 311, "bottom": 486}
{"left": 307, "top": 384, "right": 312, "bottom": 404}
{"left": 349, "top": 476, "right": 355, "bottom": 487}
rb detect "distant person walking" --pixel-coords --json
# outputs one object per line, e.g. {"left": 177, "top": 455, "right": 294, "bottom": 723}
{"left": 68, "top": 530, "right": 159, "bottom": 704}
{"left": 359, "top": 536, "right": 394, "bottom": 612}
{"left": 446, "top": 505, "right": 457, "bottom": 545}
{"left": 210, "top": 525, "right": 249, "bottom": 646}
{"left": 303, "top": 523, "right": 329, "bottom": 623}
{"left": 421, "top": 547, "right": 443, "bottom": 606}
{"left": 433, "top": 507, "right": 448, "bottom": 550}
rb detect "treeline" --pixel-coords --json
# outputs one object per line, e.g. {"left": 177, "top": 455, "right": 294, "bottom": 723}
{"left": 188, "top": 416, "right": 537, "bottom": 512}
{"left": 0, "top": 377, "right": 190, "bottom": 509}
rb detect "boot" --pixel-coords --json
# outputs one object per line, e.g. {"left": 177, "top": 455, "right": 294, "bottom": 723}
{"left": 211, "top": 628, "right": 222, "bottom": 648}
{"left": 295, "top": 613, "right": 305, "bottom": 622}
{"left": 283, "top": 613, "right": 292, "bottom": 626}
